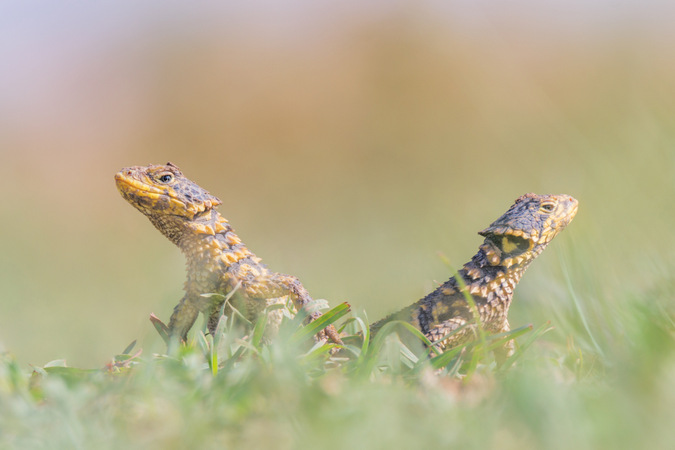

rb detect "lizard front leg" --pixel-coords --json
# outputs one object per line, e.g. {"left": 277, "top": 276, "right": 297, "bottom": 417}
{"left": 239, "top": 274, "right": 344, "bottom": 346}
{"left": 493, "top": 319, "right": 515, "bottom": 366}
{"left": 426, "top": 317, "right": 474, "bottom": 355}
{"left": 167, "top": 294, "right": 200, "bottom": 343}
{"left": 272, "top": 275, "right": 343, "bottom": 345}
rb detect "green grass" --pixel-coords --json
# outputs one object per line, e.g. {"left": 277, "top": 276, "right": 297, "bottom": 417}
{"left": 2, "top": 268, "right": 675, "bottom": 450}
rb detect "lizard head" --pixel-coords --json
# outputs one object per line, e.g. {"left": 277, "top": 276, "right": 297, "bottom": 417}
{"left": 478, "top": 193, "right": 578, "bottom": 268}
{"left": 115, "top": 162, "right": 222, "bottom": 220}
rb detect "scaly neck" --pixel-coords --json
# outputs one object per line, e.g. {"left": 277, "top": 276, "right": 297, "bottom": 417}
{"left": 456, "top": 236, "right": 543, "bottom": 309}
{"left": 177, "top": 210, "right": 256, "bottom": 272}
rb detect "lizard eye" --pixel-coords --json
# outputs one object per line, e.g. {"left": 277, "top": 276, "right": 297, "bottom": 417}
{"left": 539, "top": 202, "right": 555, "bottom": 213}
{"left": 158, "top": 173, "right": 174, "bottom": 183}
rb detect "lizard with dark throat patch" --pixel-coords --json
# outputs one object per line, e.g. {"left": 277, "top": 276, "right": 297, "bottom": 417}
{"left": 369, "top": 193, "right": 578, "bottom": 361}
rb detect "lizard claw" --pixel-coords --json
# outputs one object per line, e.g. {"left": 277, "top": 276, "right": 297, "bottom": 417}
{"left": 323, "top": 324, "right": 344, "bottom": 346}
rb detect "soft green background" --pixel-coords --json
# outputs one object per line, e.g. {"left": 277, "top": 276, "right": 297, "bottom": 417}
{"left": 1, "top": 2, "right": 674, "bottom": 368}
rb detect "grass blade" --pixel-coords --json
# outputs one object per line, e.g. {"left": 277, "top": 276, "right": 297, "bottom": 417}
{"left": 497, "top": 321, "right": 553, "bottom": 373}
{"left": 289, "top": 302, "right": 351, "bottom": 345}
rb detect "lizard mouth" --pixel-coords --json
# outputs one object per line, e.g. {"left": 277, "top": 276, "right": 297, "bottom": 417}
{"left": 115, "top": 171, "right": 217, "bottom": 218}
{"left": 115, "top": 172, "right": 177, "bottom": 202}
{"left": 116, "top": 172, "right": 164, "bottom": 194}
{"left": 115, "top": 171, "right": 193, "bottom": 216}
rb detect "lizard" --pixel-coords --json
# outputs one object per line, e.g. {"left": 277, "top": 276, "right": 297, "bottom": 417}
{"left": 368, "top": 193, "right": 578, "bottom": 362}
{"left": 115, "top": 162, "right": 343, "bottom": 346}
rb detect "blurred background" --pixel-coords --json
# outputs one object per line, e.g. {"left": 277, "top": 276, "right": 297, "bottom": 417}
{"left": 1, "top": 1, "right": 674, "bottom": 367}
